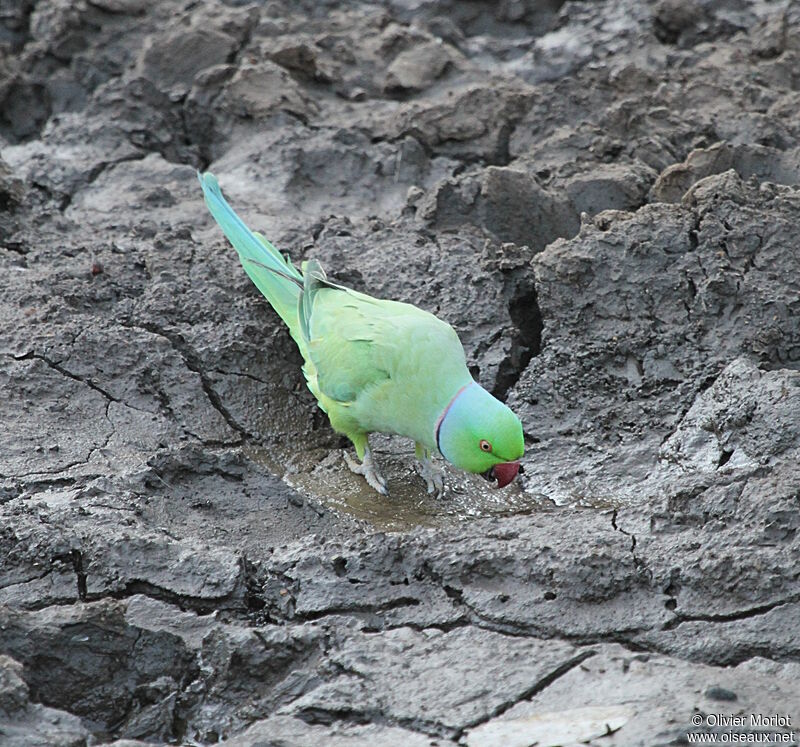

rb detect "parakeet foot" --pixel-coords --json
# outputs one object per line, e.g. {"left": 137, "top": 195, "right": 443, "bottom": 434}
{"left": 415, "top": 455, "right": 445, "bottom": 497}
{"left": 344, "top": 447, "right": 388, "bottom": 496}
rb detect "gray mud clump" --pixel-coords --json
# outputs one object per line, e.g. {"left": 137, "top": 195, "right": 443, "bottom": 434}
{"left": 1, "top": 1, "right": 799, "bottom": 745}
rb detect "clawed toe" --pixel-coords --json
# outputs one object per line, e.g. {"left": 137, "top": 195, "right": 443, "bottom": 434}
{"left": 343, "top": 451, "right": 360, "bottom": 473}
{"left": 344, "top": 448, "right": 388, "bottom": 495}
{"left": 415, "top": 456, "right": 445, "bottom": 498}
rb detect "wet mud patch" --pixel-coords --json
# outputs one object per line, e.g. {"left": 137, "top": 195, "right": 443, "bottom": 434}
{"left": 249, "top": 435, "right": 549, "bottom": 533}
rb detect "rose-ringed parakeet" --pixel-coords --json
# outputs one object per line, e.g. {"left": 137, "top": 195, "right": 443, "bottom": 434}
{"left": 198, "top": 172, "right": 524, "bottom": 496}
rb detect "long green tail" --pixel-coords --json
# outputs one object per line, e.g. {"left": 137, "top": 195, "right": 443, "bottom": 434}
{"left": 198, "top": 172, "right": 303, "bottom": 335}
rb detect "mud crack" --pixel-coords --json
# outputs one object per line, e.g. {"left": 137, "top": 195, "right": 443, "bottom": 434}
{"left": 453, "top": 649, "right": 598, "bottom": 741}
{"left": 662, "top": 595, "right": 800, "bottom": 632}
{"left": 132, "top": 322, "right": 255, "bottom": 440}
{"left": 52, "top": 549, "right": 88, "bottom": 601}
{"left": 12, "top": 351, "right": 117, "bottom": 403}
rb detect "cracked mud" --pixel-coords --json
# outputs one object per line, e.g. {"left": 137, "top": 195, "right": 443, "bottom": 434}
{"left": 1, "top": 0, "right": 799, "bottom": 745}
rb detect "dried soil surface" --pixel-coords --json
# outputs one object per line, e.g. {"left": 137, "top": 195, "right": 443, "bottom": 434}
{"left": 1, "top": 0, "right": 799, "bottom": 745}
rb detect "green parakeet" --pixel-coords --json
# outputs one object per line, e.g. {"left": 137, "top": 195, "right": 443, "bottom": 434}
{"left": 198, "top": 172, "right": 524, "bottom": 495}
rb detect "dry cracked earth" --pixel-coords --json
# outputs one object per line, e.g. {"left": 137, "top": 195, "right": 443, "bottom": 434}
{"left": 1, "top": 0, "right": 800, "bottom": 745}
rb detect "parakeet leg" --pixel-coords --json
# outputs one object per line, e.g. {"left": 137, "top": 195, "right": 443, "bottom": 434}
{"left": 414, "top": 442, "right": 445, "bottom": 497}
{"left": 344, "top": 434, "right": 388, "bottom": 495}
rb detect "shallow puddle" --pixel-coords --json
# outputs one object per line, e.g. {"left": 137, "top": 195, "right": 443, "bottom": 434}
{"left": 246, "top": 436, "right": 552, "bottom": 532}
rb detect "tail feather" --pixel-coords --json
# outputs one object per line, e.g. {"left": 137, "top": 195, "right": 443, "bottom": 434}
{"left": 198, "top": 172, "right": 302, "bottom": 333}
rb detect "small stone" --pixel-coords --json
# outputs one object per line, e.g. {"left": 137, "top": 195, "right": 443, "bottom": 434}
{"left": 384, "top": 40, "right": 457, "bottom": 93}
{"left": 705, "top": 686, "right": 738, "bottom": 702}
{"left": 406, "top": 185, "right": 424, "bottom": 205}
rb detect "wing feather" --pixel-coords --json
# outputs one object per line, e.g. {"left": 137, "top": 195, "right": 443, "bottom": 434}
{"left": 305, "top": 289, "right": 392, "bottom": 403}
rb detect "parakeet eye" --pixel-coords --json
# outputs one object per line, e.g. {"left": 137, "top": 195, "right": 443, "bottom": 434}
{"left": 479, "top": 439, "right": 492, "bottom": 452}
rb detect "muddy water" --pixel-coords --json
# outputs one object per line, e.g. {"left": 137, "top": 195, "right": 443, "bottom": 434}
{"left": 246, "top": 435, "right": 552, "bottom": 532}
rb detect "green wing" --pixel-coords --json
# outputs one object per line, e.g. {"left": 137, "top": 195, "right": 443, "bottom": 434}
{"left": 302, "top": 282, "right": 393, "bottom": 404}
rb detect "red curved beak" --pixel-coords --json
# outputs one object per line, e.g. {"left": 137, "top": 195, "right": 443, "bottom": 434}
{"left": 491, "top": 461, "right": 520, "bottom": 488}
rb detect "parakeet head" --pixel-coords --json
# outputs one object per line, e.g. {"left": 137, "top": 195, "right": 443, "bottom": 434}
{"left": 436, "top": 382, "right": 524, "bottom": 487}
